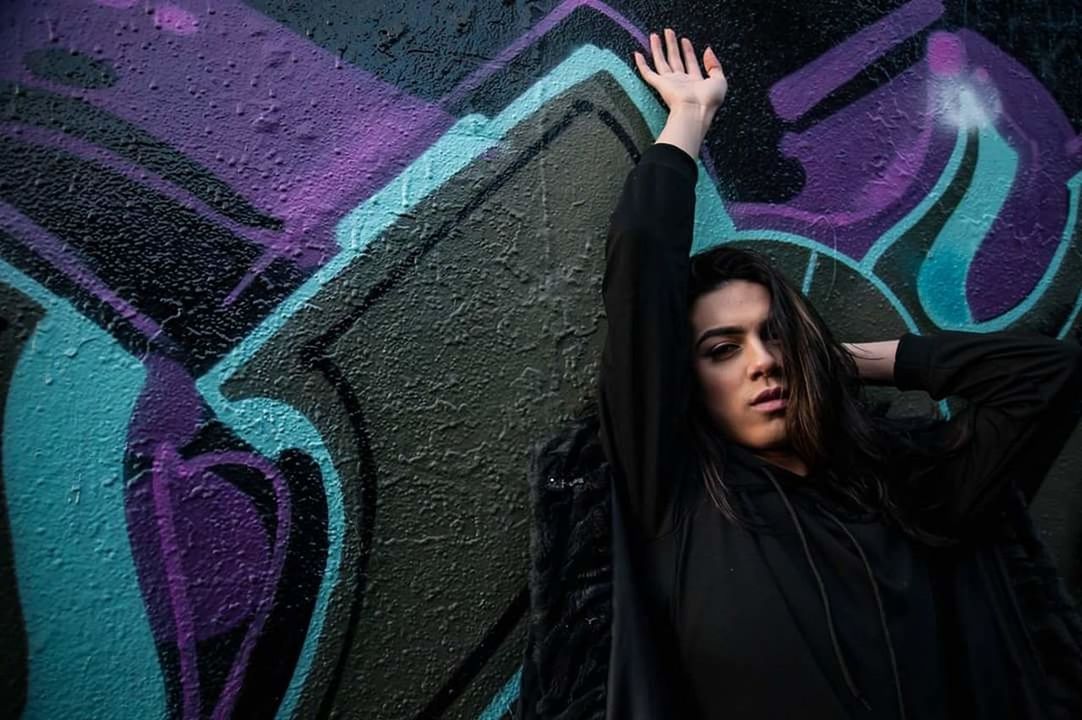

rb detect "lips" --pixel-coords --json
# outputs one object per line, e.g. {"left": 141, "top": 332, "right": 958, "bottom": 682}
{"left": 751, "top": 386, "right": 786, "bottom": 406}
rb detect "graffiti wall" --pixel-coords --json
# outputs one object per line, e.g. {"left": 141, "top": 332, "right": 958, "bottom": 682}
{"left": 1, "top": 0, "right": 1079, "bottom": 718}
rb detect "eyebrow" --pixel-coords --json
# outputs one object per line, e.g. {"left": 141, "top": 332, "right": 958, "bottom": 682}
{"left": 695, "top": 325, "right": 747, "bottom": 349}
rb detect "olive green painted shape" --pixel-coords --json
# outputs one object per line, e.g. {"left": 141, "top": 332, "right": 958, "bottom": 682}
{"left": 222, "top": 75, "right": 653, "bottom": 718}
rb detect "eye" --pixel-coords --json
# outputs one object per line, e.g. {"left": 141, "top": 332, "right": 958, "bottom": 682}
{"left": 706, "top": 343, "right": 738, "bottom": 360}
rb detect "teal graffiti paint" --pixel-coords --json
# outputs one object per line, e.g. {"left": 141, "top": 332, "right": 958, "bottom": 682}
{"left": 1, "top": 261, "right": 163, "bottom": 720}
{"left": 477, "top": 668, "right": 522, "bottom": 720}
{"left": 917, "top": 125, "right": 1017, "bottom": 327}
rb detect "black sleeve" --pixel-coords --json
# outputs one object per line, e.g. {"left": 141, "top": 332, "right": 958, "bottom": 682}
{"left": 893, "top": 330, "right": 1082, "bottom": 528}
{"left": 598, "top": 142, "right": 697, "bottom": 537}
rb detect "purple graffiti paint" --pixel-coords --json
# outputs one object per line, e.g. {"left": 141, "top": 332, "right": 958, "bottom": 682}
{"left": 174, "top": 477, "right": 271, "bottom": 638}
{"left": 146, "top": 443, "right": 291, "bottom": 720}
{"left": 128, "top": 355, "right": 203, "bottom": 455}
{"left": 1067, "top": 134, "right": 1082, "bottom": 159}
{"left": 730, "top": 60, "right": 957, "bottom": 258}
{"left": 153, "top": 4, "right": 199, "bottom": 36}
{"left": 955, "top": 30, "right": 1081, "bottom": 320}
{"left": 730, "top": 1, "right": 960, "bottom": 255}
{"left": 150, "top": 444, "right": 202, "bottom": 719}
{"left": 125, "top": 360, "right": 210, "bottom": 654}
{"left": 926, "top": 31, "right": 965, "bottom": 77}
{"left": 1, "top": 0, "right": 454, "bottom": 278}
{"left": 185, "top": 450, "right": 291, "bottom": 720}
{"left": 124, "top": 357, "right": 294, "bottom": 718}
{"left": 769, "top": 0, "right": 944, "bottom": 122}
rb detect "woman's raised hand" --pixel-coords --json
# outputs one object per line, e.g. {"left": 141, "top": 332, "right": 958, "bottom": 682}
{"left": 635, "top": 29, "right": 728, "bottom": 114}
{"left": 636, "top": 29, "right": 726, "bottom": 158}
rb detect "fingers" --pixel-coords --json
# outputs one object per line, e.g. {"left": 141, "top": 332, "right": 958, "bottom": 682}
{"left": 664, "top": 28, "right": 684, "bottom": 73}
{"left": 681, "top": 37, "right": 703, "bottom": 79}
{"left": 650, "top": 32, "right": 670, "bottom": 74}
{"left": 644, "top": 29, "right": 715, "bottom": 83}
{"left": 633, "top": 51, "right": 659, "bottom": 84}
{"left": 703, "top": 45, "right": 726, "bottom": 80}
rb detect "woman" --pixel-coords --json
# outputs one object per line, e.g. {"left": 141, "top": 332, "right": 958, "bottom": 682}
{"left": 599, "top": 29, "right": 1082, "bottom": 719}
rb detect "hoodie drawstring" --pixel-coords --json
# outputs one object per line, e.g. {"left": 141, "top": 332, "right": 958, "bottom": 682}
{"left": 819, "top": 506, "right": 908, "bottom": 720}
{"left": 761, "top": 467, "right": 908, "bottom": 720}
{"left": 762, "top": 469, "right": 872, "bottom": 712}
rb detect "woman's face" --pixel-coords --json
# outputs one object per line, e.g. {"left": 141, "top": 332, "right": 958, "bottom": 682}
{"left": 689, "top": 280, "right": 790, "bottom": 451}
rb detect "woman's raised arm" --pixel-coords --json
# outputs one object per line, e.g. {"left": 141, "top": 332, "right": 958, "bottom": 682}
{"left": 598, "top": 31, "right": 726, "bottom": 537}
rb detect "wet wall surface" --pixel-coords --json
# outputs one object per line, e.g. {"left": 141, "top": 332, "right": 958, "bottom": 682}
{"left": 1, "top": 1, "right": 1080, "bottom": 718}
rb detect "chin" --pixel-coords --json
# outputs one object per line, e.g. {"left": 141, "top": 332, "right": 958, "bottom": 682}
{"left": 742, "top": 430, "right": 789, "bottom": 452}
{"left": 712, "top": 414, "right": 788, "bottom": 451}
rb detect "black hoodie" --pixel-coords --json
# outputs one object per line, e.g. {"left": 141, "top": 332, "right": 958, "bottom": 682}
{"left": 519, "top": 142, "right": 1082, "bottom": 720}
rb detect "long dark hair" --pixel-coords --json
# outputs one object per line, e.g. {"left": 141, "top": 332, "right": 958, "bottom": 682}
{"left": 686, "top": 245, "right": 964, "bottom": 545}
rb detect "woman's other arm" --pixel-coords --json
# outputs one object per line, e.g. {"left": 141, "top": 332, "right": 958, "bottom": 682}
{"left": 848, "top": 332, "right": 1082, "bottom": 528}
{"left": 843, "top": 340, "right": 899, "bottom": 384}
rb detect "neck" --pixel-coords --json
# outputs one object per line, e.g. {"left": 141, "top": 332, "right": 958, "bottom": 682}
{"left": 752, "top": 448, "right": 808, "bottom": 477}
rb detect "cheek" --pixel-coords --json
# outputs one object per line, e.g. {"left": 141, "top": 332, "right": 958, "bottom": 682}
{"left": 696, "top": 364, "right": 742, "bottom": 420}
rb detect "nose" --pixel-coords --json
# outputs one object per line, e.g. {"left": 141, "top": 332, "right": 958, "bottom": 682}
{"left": 748, "top": 338, "right": 780, "bottom": 379}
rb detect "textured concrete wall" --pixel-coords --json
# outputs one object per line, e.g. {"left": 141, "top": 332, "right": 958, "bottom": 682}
{"left": 1, "top": 1, "right": 1080, "bottom": 718}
